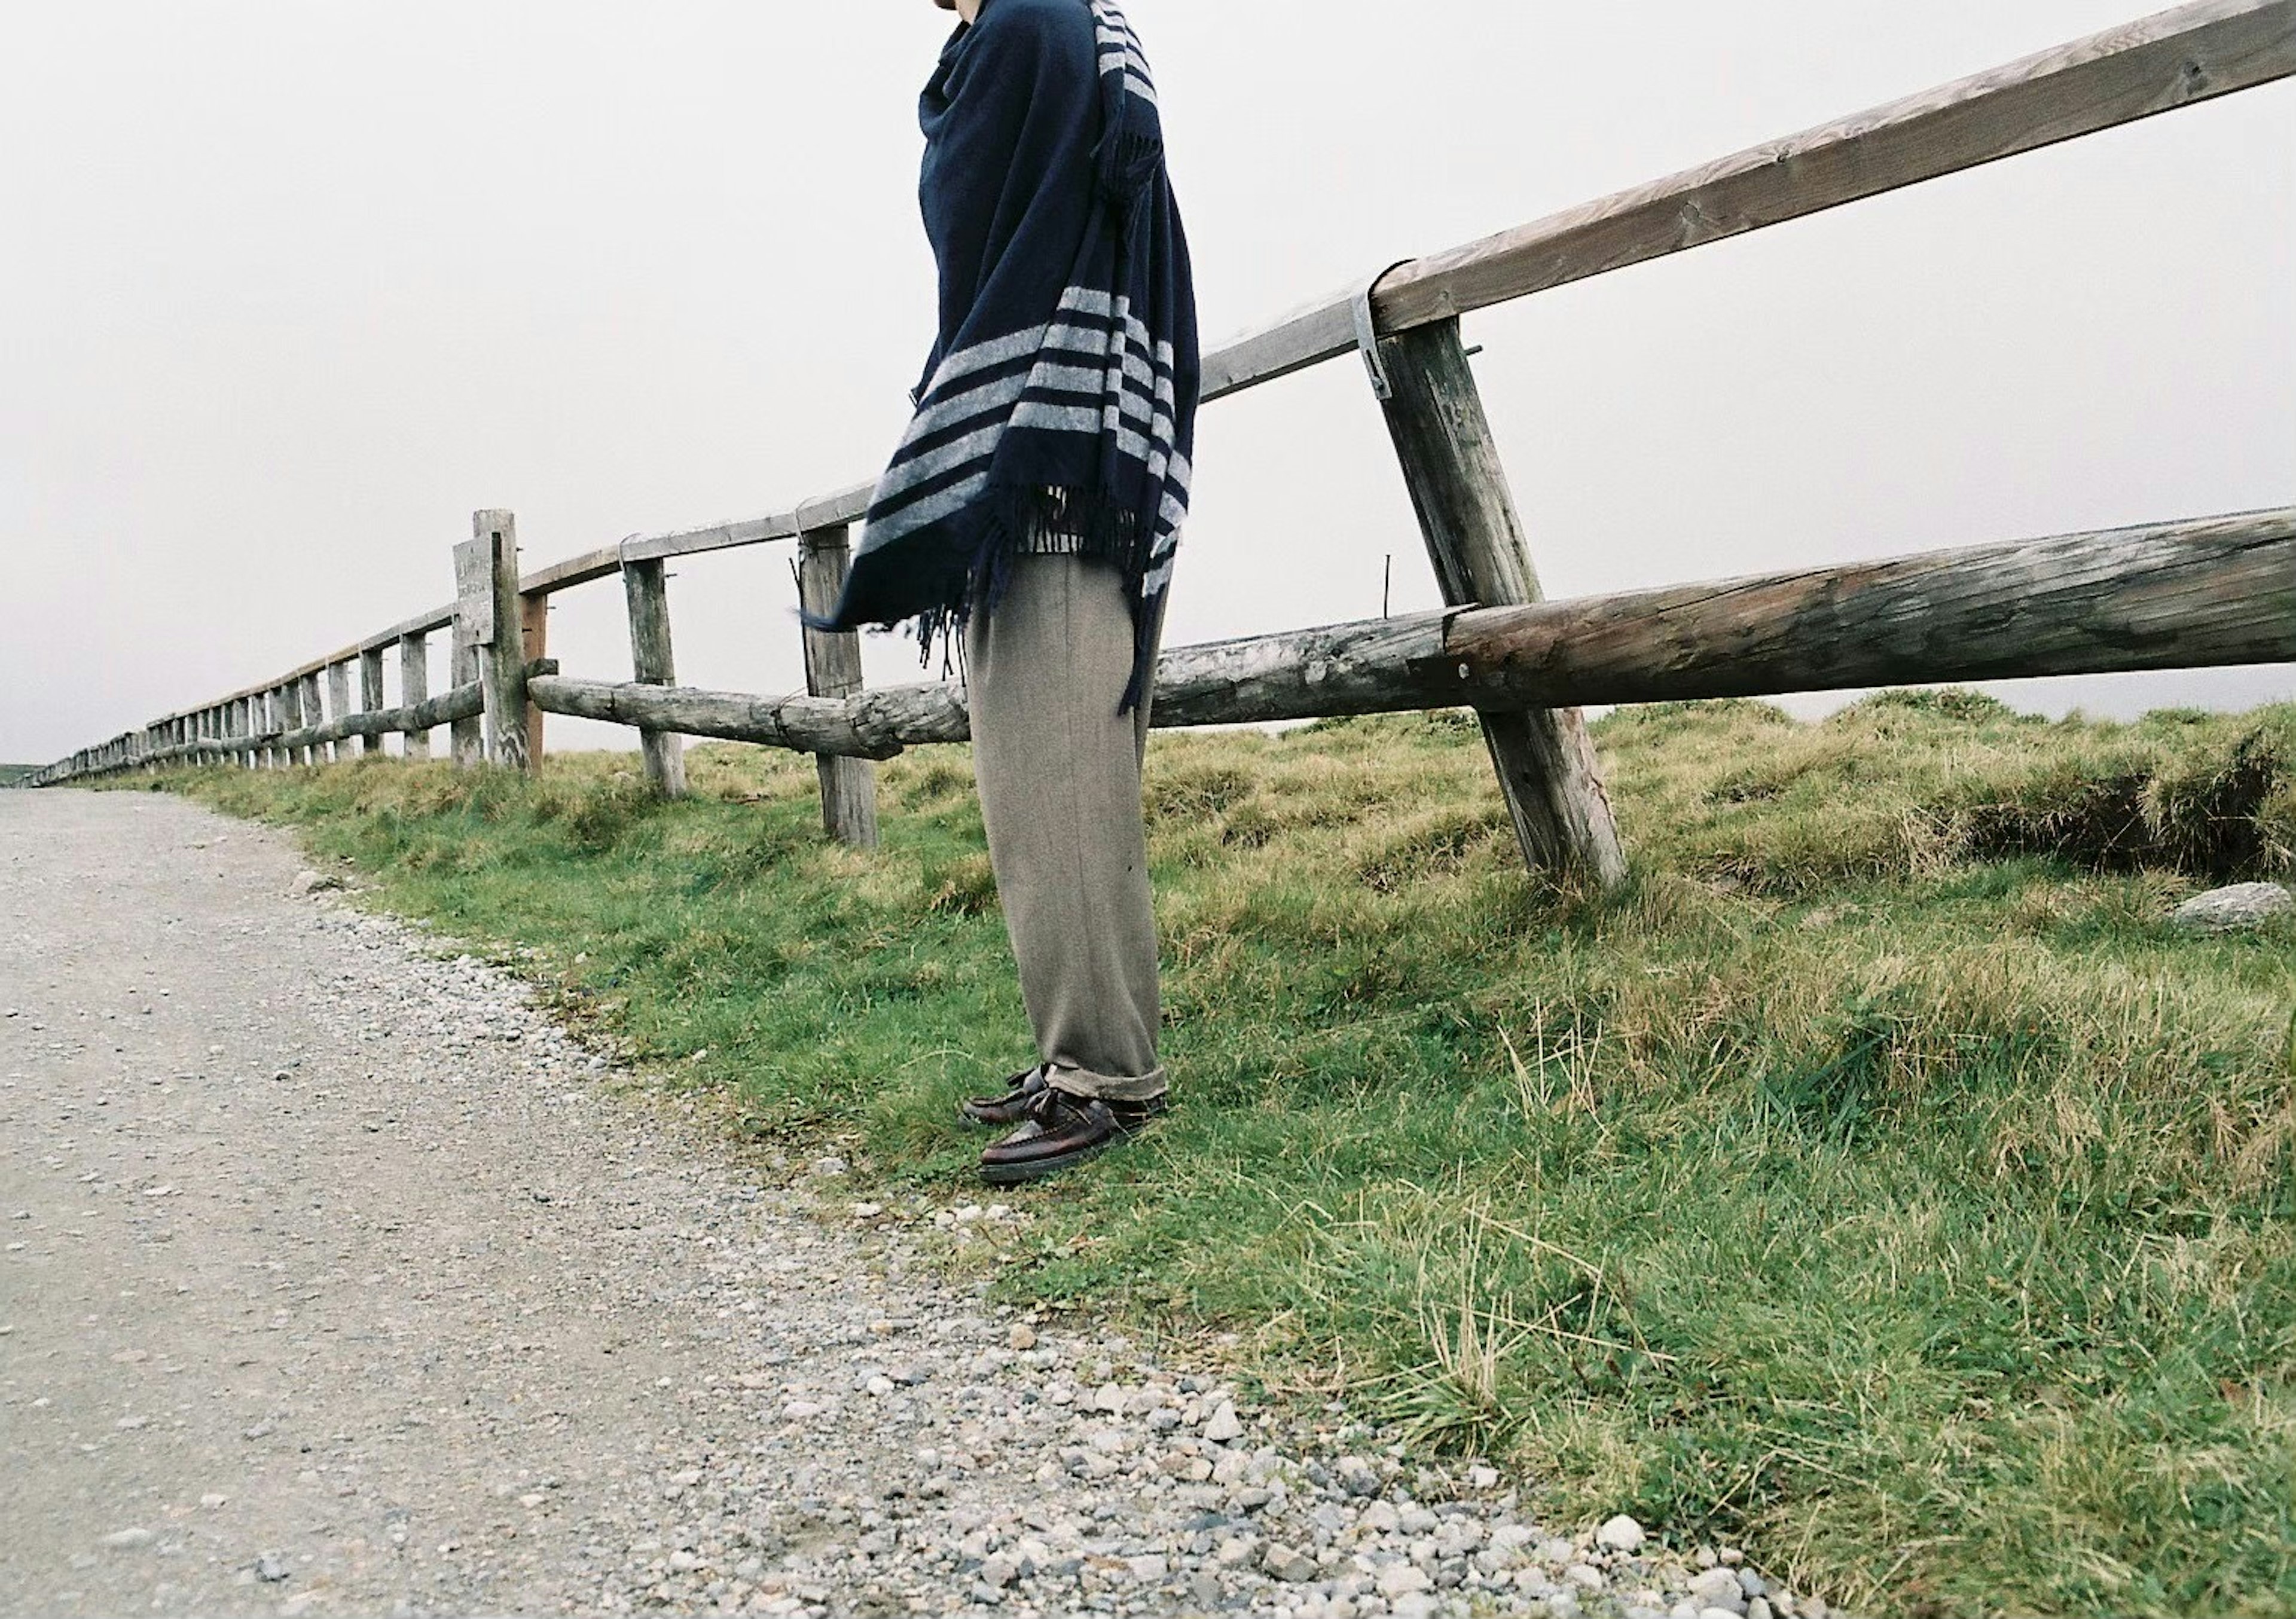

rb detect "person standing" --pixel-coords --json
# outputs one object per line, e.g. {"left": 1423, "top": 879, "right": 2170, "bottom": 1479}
{"left": 808, "top": 0, "right": 1199, "bottom": 1183}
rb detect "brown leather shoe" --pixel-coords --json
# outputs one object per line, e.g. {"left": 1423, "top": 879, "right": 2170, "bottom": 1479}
{"left": 958, "top": 1065, "right": 1051, "bottom": 1128}
{"left": 961, "top": 1065, "right": 1170, "bottom": 1130}
{"left": 978, "top": 1086, "right": 1164, "bottom": 1184}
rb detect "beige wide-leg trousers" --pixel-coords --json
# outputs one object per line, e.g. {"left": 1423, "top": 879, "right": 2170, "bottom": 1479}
{"left": 962, "top": 552, "right": 1168, "bottom": 1104}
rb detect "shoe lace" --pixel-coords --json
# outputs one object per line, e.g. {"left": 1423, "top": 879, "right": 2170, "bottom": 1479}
{"left": 1024, "top": 1082, "right": 1088, "bottom": 1126}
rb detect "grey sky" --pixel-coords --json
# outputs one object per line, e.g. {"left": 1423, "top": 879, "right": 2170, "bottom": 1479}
{"left": 4, "top": 1, "right": 2290, "bottom": 765}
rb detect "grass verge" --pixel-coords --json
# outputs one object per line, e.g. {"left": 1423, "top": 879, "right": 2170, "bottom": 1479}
{"left": 135, "top": 692, "right": 2296, "bottom": 1618}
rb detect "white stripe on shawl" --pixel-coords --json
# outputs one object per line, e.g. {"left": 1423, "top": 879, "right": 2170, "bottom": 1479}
{"left": 900, "top": 370, "right": 1031, "bottom": 442}
{"left": 924, "top": 324, "right": 1049, "bottom": 397}
{"left": 874, "top": 421, "right": 1005, "bottom": 505}
{"left": 863, "top": 469, "right": 993, "bottom": 549}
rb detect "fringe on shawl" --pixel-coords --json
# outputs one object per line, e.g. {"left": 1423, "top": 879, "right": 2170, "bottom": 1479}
{"left": 908, "top": 479, "right": 1158, "bottom": 714}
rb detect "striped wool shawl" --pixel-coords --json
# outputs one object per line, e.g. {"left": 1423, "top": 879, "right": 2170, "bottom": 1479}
{"left": 810, "top": 0, "right": 1199, "bottom": 715}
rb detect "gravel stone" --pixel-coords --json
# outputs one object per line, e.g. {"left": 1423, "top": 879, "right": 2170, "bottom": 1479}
{"left": 0, "top": 789, "right": 1835, "bottom": 1619}
{"left": 1264, "top": 1542, "right": 1319, "bottom": 1583}
{"left": 1598, "top": 1513, "right": 1647, "bottom": 1553}
{"left": 1691, "top": 1565, "right": 1752, "bottom": 1614}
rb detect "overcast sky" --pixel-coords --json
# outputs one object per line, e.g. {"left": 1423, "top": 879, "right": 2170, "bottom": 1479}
{"left": 4, "top": 1, "right": 2291, "bottom": 765}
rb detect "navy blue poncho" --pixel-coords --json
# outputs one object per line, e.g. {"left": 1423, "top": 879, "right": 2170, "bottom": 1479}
{"left": 812, "top": 0, "right": 1199, "bottom": 714}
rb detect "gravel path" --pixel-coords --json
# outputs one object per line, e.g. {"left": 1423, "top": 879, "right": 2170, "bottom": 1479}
{"left": 0, "top": 787, "right": 1828, "bottom": 1619}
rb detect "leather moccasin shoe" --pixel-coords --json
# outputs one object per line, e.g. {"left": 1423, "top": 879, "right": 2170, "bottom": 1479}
{"left": 961, "top": 1065, "right": 1171, "bottom": 1131}
{"left": 978, "top": 1086, "right": 1164, "bottom": 1185}
{"left": 958, "top": 1064, "right": 1050, "bottom": 1128}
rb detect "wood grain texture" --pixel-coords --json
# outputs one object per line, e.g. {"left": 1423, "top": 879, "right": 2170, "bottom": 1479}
{"left": 359, "top": 649, "right": 386, "bottom": 756}
{"left": 301, "top": 675, "right": 325, "bottom": 766}
{"left": 279, "top": 681, "right": 306, "bottom": 768}
{"left": 449, "top": 633, "right": 484, "bottom": 769}
{"left": 1446, "top": 509, "right": 2296, "bottom": 704}
{"left": 620, "top": 558, "right": 687, "bottom": 799}
{"left": 473, "top": 515, "right": 532, "bottom": 771}
{"left": 399, "top": 634, "right": 432, "bottom": 761}
{"left": 619, "top": 481, "right": 874, "bottom": 566}
{"left": 520, "top": 546, "right": 624, "bottom": 598}
{"left": 1375, "top": 0, "right": 2294, "bottom": 333}
{"left": 519, "top": 591, "right": 549, "bottom": 763}
{"left": 796, "top": 524, "right": 881, "bottom": 849}
{"left": 325, "top": 662, "right": 353, "bottom": 763}
{"left": 1373, "top": 318, "right": 1628, "bottom": 888}
{"left": 524, "top": 509, "right": 2294, "bottom": 759}
{"left": 528, "top": 676, "right": 936, "bottom": 761}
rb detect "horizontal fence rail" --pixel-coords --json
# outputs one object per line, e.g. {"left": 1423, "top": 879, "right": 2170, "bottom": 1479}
{"left": 29, "top": 0, "right": 2295, "bottom": 888}
{"left": 512, "top": 509, "right": 2296, "bottom": 755}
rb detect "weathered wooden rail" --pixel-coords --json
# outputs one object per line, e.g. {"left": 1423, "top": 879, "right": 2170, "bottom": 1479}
{"left": 31, "top": 0, "right": 2296, "bottom": 894}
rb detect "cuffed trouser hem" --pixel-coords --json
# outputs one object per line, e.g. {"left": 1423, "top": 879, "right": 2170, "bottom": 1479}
{"left": 1045, "top": 1062, "right": 1168, "bottom": 1104}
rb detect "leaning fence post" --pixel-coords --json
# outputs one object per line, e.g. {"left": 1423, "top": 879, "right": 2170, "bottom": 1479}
{"left": 621, "top": 557, "right": 688, "bottom": 799}
{"left": 795, "top": 522, "right": 880, "bottom": 848}
{"left": 1369, "top": 314, "right": 1628, "bottom": 889}
{"left": 455, "top": 510, "right": 531, "bottom": 770}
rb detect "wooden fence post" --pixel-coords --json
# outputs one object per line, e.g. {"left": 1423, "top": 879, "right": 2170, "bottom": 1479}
{"left": 795, "top": 522, "right": 879, "bottom": 848}
{"left": 449, "top": 543, "right": 487, "bottom": 769}
{"left": 325, "top": 661, "right": 352, "bottom": 762}
{"left": 520, "top": 591, "right": 549, "bottom": 763}
{"left": 359, "top": 648, "right": 385, "bottom": 756}
{"left": 303, "top": 674, "right": 325, "bottom": 764}
{"left": 280, "top": 680, "right": 306, "bottom": 766}
{"left": 455, "top": 511, "right": 531, "bottom": 770}
{"left": 399, "top": 633, "right": 431, "bottom": 760}
{"left": 621, "top": 557, "right": 687, "bottom": 798}
{"left": 1370, "top": 316, "right": 1628, "bottom": 889}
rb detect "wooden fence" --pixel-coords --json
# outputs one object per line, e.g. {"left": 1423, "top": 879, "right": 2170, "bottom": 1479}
{"left": 29, "top": 0, "right": 2296, "bottom": 894}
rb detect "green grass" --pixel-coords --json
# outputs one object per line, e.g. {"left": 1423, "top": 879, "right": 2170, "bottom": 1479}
{"left": 0, "top": 765, "right": 41, "bottom": 787}
{"left": 135, "top": 692, "right": 2296, "bottom": 1618}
